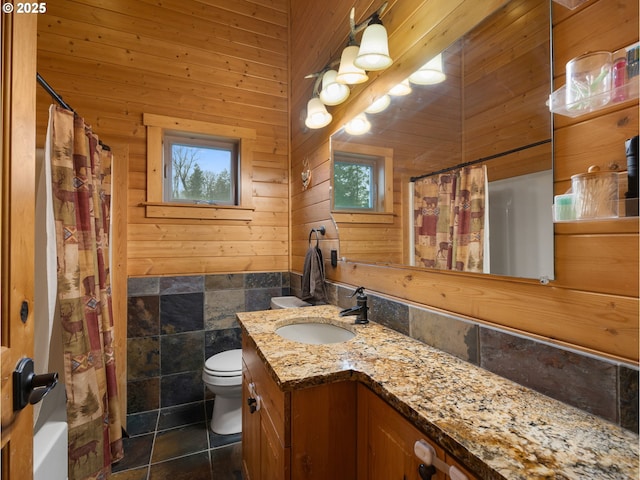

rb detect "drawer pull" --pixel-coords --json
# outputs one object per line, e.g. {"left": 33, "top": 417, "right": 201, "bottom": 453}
{"left": 247, "top": 382, "right": 261, "bottom": 413}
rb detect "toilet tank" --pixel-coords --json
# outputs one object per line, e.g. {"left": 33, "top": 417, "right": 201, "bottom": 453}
{"left": 270, "top": 296, "right": 311, "bottom": 309}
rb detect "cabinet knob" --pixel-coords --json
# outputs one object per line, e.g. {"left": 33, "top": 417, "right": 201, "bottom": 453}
{"left": 247, "top": 397, "right": 257, "bottom": 413}
{"left": 418, "top": 464, "right": 437, "bottom": 480}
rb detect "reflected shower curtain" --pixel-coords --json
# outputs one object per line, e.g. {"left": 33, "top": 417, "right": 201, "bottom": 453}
{"left": 47, "top": 105, "right": 124, "bottom": 479}
{"left": 413, "top": 165, "right": 486, "bottom": 272}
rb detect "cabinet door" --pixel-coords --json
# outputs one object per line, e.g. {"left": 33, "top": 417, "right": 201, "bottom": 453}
{"left": 261, "top": 412, "right": 290, "bottom": 480}
{"left": 242, "top": 370, "right": 261, "bottom": 480}
{"left": 358, "top": 384, "right": 446, "bottom": 480}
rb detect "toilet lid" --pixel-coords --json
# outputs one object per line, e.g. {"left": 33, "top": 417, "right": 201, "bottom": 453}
{"left": 204, "top": 349, "right": 242, "bottom": 376}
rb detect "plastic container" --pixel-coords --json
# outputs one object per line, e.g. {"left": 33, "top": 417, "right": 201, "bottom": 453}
{"left": 553, "top": 193, "right": 576, "bottom": 221}
{"left": 566, "top": 51, "right": 612, "bottom": 111}
{"left": 571, "top": 166, "right": 619, "bottom": 219}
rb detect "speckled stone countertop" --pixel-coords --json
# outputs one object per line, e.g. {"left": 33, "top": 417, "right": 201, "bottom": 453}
{"left": 236, "top": 305, "right": 639, "bottom": 480}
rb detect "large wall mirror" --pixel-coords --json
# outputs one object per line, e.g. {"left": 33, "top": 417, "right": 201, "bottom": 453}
{"left": 330, "top": 0, "right": 554, "bottom": 280}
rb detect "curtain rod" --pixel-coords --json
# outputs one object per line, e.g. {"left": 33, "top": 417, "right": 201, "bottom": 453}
{"left": 36, "top": 73, "right": 111, "bottom": 151}
{"left": 36, "top": 73, "right": 76, "bottom": 113}
{"left": 410, "top": 139, "right": 551, "bottom": 183}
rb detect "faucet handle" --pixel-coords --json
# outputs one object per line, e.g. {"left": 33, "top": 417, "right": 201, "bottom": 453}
{"left": 348, "top": 286, "right": 366, "bottom": 298}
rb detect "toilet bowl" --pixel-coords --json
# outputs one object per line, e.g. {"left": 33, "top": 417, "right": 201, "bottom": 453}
{"left": 270, "top": 296, "right": 311, "bottom": 309}
{"left": 202, "top": 349, "right": 242, "bottom": 435}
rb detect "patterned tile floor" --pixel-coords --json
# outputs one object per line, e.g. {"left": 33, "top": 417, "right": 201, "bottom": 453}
{"left": 112, "top": 401, "right": 242, "bottom": 480}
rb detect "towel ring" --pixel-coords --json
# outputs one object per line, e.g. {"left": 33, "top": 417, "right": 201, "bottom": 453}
{"left": 308, "top": 226, "right": 326, "bottom": 247}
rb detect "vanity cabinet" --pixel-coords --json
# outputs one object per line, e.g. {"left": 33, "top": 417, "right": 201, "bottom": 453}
{"left": 242, "top": 335, "right": 357, "bottom": 480}
{"left": 242, "top": 335, "right": 477, "bottom": 480}
{"left": 357, "top": 384, "right": 477, "bottom": 480}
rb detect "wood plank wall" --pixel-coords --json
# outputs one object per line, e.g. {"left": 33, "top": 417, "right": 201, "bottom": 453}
{"left": 35, "top": 0, "right": 290, "bottom": 278}
{"left": 290, "top": 0, "right": 639, "bottom": 362}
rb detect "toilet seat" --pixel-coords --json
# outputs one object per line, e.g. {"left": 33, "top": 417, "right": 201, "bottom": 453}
{"left": 203, "top": 349, "right": 242, "bottom": 386}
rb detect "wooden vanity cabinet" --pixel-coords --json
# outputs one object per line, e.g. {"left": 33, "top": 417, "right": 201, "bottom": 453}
{"left": 242, "top": 334, "right": 477, "bottom": 480}
{"left": 242, "top": 334, "right": 290, "bottom": 480}
{"left": 242, "top": 335, "right": 357, "bottom": 480}
{"left": 357, "top": 384, "right": 478, "bottom": 480}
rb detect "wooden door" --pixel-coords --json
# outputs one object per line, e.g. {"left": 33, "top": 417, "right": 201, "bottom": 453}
{"left": 1, "top": 10, "right": 37, "bottom": 480}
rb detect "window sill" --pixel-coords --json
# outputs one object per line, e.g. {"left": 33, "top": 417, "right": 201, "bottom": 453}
{"left": 142, "top": 202, "right": 254, "bottom": 221}
{"left": 331, "top": 211, "right": 395, "bottom": 224}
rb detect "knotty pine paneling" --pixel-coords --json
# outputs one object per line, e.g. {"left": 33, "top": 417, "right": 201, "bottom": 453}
{"left": 291, "top": 0, "right": 639, "bottom": 362}
{"left": 36, "top": 0, "right": 290, "bottom": 280}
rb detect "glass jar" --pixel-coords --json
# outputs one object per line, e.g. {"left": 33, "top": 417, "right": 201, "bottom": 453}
{"left": 566, "top": 51, "right": 612, "bottom": 111}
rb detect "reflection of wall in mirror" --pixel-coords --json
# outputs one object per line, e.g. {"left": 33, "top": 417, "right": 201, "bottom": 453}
{"left": 488, "top": 170, "right": 554, "bottom": 280}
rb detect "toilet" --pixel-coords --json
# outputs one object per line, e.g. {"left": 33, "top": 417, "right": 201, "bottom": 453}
{"left": 202, "top": 349, "right": 242, "bottom": 435}
{"left": 270, "top": 296, "right": 311, "bottom": 309}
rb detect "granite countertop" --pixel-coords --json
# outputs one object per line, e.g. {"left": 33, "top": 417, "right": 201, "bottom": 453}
{"left": 236, "top": 305, "right": 639, "bottom": 480}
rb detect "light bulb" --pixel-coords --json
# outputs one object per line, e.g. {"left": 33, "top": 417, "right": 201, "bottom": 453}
{"left": 344, "top": 113, "right": 371, "bottom": 135}
{"left": 365, "top": 94, "right": 391, "bottom": 114}
{"left": 305, "top": 98, "right": 332, "bottom": 129}
{"left": 409, "top": 53, "right": 446, "bottom": 85}
{"left": 336, "top": 45, "right": 369, "bottom": 85}
{"left": 354, "top": 23, "right": 392, "bottom": 71}
{"left": 389, "top": 79, "right": 412, "bottom": 96}
{"left": 319, "top": 70, "right": 350, "bottom": 106}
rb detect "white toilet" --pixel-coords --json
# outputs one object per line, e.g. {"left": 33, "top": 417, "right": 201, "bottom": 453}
{"left": 202, "top": 349, "right": 242, "bottom": 435}
{"left": 270, "top": 296, "right": 311, "bottom": 309}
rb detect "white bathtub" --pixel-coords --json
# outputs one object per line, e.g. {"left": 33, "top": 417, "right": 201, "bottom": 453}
{"left": 33, "top": 386, "right": 68, "bottom": 480}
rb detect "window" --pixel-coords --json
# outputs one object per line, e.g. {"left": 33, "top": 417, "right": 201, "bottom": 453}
{"left": 333, "top": 152, "right": 378, "bottom": 210}
{"left": 143, "top": 113, "right": 255, "bottom": 220}
{"left": 163, "top": 133, "right": 238, "bottom": 205}
{"left": 331, "top": 141, "right": 393, "bottom": 220}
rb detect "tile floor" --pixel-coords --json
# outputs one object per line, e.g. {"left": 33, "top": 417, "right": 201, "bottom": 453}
{"left": 112, "top": 401, "right": 242, "bottom": 480}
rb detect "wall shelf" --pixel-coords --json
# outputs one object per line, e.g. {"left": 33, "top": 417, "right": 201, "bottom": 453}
{"left": 547, "top": 76, "right": 639, "bottom": 118}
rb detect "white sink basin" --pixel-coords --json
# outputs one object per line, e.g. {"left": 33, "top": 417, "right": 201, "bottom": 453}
{"left": 275, "top": 319, "right": 355, "bottom": 345}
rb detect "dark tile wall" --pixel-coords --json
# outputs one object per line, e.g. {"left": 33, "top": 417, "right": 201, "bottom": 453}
{"left": 291, "top": 275, "right": 639, "bottom": 434}
{"left": 126, "top": 272, "right": 290, "bottom": 418}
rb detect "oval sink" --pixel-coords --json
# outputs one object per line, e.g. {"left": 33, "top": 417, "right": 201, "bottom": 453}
{"left": 275, "top": 320, "right": 355, "bottom": 345}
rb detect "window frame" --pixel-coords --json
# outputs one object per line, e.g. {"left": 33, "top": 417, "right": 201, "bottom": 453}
{"left": 143, "top": 113, "right": 255, "bottom": 221}
{"left": 330, "top": 141, "right": 394, "bottom": 224}
{"left": 162, "top": 132, "right": 239, "bottom": 205}
{"left": 333, "top": 151, "right": 379, "bottom": 211}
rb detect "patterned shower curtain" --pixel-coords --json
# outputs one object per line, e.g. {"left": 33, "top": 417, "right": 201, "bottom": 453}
{"left": 413, "top": 165, "right": 486, "bottom": 272}
{"left": 47, "top": 105, "right": 124, "bottom": 479}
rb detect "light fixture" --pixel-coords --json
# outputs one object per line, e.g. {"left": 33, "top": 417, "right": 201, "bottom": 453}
{"left": 354, "top": 13, "right": 392, "bottom": 71}
{"left": 319, "top": 69, "right": 350, "bottom": 105}
{"left": 409, "top": 53, "right": 446, "bottom": 85}
{"left": 344, "top": 113, "right": 371, "bottom": 135}
{"left": 364, "top": 94, "right": 391, "bottom": 114}
{"left": 389, "top": 78, "right": 412, "bottom": 96}
{"left": 302, "top": 2, "right": 390, "bottom": 131}
{"left": 336, "top": 45, "right": 369, "bottom": 85}
{"left": 305, "top": 97, "right": 332, "bottom": 129}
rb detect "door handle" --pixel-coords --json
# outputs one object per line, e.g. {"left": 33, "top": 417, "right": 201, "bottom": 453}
{"left": 13, "top": 357, "right": 59, "bottom": 411}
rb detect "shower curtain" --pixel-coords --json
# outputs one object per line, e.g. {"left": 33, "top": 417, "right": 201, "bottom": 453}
{"left": 413, "top": 165, "right": 486, "bottom": 272}
{"left": 46, "top": 105, "right": 124, "bottom": 479}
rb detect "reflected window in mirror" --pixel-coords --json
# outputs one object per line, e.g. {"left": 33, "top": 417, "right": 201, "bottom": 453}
{"left": 334, "top": 152, "right": 379, "bottom": 210}
{"left": 331, "top": 141, "right": 394, "bottom": 216}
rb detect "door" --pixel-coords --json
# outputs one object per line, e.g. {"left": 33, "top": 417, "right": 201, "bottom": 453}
{"left": 1, "top": 10, "right": 38, "bottom": 480}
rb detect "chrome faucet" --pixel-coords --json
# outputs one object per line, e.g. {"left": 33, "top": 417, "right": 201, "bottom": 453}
{"left": 339, "top": 286, "right": 369, "bottom": 324}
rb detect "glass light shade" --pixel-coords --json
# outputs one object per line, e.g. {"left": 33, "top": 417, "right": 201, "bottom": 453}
{"left": 409, "top": 53, "right": 446, "bottom": 85}
{"left": 364, "top": 94, "right": 391, "bottom": 114}
{"left": 305, "top": 98, "right": 332, "bottom": 129}
{"left": 336, "top": 45, "right": 369, "bottom": 85}
{"left": 388, "top": 79, "right": 412, "bottom": 96}
{"left": 354, "top": 24, "right": 393, "bottom": 71}
{"left": 319, "top": 70, "right": 350, "bottom": 106}
{"left": 344, "top": 113, "right": 371, "bottom": 135}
